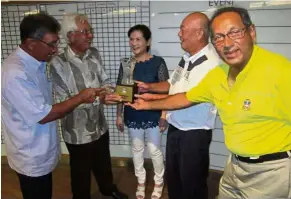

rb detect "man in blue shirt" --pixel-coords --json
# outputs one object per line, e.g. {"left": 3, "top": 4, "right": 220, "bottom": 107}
{"left": 1, "top": 13, "right": 103, "bottom": 199}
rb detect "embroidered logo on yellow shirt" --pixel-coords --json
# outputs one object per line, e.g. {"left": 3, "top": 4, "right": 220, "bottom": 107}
{"left": 243, "top": 99, "right": 251, "bottom": 111}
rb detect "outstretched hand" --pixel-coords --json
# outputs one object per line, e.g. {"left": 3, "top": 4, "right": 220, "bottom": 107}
{"left": 134, "top": 93, "right": 157, "bottom": 101}
{"left": 80, "top": 88, "right": 105, "bottom": 103}
{"left": 125, "top": 98, "right": 151, "bottom": 110}
{"left": 135, "top": 80, "right": 150, "bottom": 93}
{"left": 104, "top": 93, "right": 123, "bottom": 104}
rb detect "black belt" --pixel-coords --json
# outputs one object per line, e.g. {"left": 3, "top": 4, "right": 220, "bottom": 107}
{"left": 235, "top": 150, "right": 291, "bottom": 163}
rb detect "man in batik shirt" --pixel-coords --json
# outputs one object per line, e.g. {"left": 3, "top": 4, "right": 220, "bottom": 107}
{"left": 50, "top": 13, "right": 128, "bottom": 199}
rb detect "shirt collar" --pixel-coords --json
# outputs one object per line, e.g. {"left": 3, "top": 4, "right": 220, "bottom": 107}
{"left": 183, "top": 43, "right": 212, "bottom": 63}
{"left": 242, "top": 44, "right": 258, "bottom": 73}
{"left": 16, "top": 46, "right": 44, "bottom": 72}
{"left": 66, "top": 46, "right": 91, "bottom": 61}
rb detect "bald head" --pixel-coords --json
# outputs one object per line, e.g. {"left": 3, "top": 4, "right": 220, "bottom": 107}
{"left": 178, "top": 12, "right": 210, "bottom": 55}
{"left": 184, "top": 12, "right": 209, "bottom": 41}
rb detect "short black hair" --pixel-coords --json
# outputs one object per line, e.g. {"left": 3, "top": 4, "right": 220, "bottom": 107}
{"left": 209, "top": 7, "right": 253, "bottom": 31}
{"left": 20, "top": 12, "right": 60, "bottom": 43}
{"left": 128, "top": 24, "right": 152, "bottom": 52}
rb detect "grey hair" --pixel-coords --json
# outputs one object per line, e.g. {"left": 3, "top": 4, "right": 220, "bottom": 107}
{"left": 61, "top": 13, "right": 89, "bottom": 43}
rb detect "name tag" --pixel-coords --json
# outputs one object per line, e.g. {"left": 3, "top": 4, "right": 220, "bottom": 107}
{"left": 171, "top": 67, "right": 183, "bottom": 85}
{"left": 184, "top": 71, "right": 190, "bottom": 81}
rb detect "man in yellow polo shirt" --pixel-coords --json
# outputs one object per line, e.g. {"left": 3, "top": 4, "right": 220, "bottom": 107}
{"left": 117, "top": 7, "right": 291, "bottom": 199}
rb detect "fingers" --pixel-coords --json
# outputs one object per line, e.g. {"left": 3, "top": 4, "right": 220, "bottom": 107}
{"left": 159, "top": 124, "right": 168, "bottom": 132}
{"left": 116, "top": 117, "right": 124, "bottom": 132}
{"left": 134, "top": 93, "right": 155, "bottom": 101}
{"left": 104, "top": 100, "right": 119, "bottom": 105}
{"left": 105, "top": 93, "right": 123, "bottom": 102}
{"left": 80, "top": 88, "right": 106, "bottom": 104}
{"left": 138, "top": 88, "right": 148, "bottom": 93}
{"left": 134, "top": 94, "right": 143, "bottom": 98}
{"left": 159, "top": 118, "right": 168, "bottom": 132}
{"left": 134, "top": 94, "right": 149, "bottom": 100}
{"left": 118, "top": 125, "right": 124, "bottom": 132}
{"left": 92, "top": 88, "right": 105, "bottom": 97}
{"left": 159, "top": 127, "right": 165, "bottom": 132}
{"left": 134, "top": 80, "right": 143, "bottom": 85}
{"left": 94, "top": 87, "right": 105, "bottom": 92}
{"left": 104, "top": 86, "right": 115, "bottom": 94}
{"left": 117, "top": 124, "right": 123, "bottom": 132}
{"left": 87, "top": 96, "right": 96, "bottom": 104}
{"left": 159, "top": 125, "right": 167, "bottom": 132}
{"left": 124, "top": 102, "right": 135, "bottom": 109}
{"left": 135, "top": 98, "right": 145, "bottom": 103}
{"left": 135, "top": 80, "right": 148, "bottom": 88}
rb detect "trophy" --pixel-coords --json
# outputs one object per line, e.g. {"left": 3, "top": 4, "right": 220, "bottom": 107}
{"left": 115, "top": 57, "right": 138, "bottom": 102}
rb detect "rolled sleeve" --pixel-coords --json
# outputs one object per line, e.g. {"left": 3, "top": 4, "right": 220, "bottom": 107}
{"left": 3, "top": 72, "right": 52, "bottom": 126}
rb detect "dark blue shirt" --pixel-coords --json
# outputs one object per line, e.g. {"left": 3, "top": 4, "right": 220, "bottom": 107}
{"left": 117, "top": 55, "right": 169, "bottom": 129}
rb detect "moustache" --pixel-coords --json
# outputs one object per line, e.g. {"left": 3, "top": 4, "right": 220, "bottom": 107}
{"left": 223, "top": 45, "right": 235, "bottom": 54}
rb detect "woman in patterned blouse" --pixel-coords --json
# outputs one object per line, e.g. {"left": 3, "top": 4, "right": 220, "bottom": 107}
{"left": 116, "top": 25, "right": 169, "bottom": 199}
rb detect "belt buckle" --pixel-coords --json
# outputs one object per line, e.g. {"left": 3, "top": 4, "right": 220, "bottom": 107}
{"left": 249, "top": 156, "right": 260, "bottom": 160}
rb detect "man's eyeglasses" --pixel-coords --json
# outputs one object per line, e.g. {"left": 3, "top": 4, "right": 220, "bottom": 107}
{"left": 211, "top": 26, "right": 249, "bottom": 46}
{"left": 72, "top": 28, "right": 94, "bottom": 35}
{"left": 36, "top": 39, "right": 60, "bottom": 49}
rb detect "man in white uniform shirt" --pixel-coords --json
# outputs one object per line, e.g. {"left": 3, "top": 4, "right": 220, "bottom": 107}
{"left": 135, "top": 12, "right": 220, "bottom": 199}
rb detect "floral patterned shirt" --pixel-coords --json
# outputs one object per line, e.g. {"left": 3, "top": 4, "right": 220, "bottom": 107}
{"left": 50, "top": 46, "right": 110, "bottom": 144}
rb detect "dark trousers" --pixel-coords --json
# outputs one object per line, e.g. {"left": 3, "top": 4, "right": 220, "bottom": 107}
{"left": 166, "top": 124, "right": 212, "bottom": 199}
{"left": 16, "top": 172, "right": 52, "bottom": 199}
{"left": 66, "top": 132, "right": 115, "bottom": 199}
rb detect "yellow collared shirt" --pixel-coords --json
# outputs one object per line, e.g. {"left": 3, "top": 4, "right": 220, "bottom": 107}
{"left": 186, "top": 45, "right": 291, "bottom": 156}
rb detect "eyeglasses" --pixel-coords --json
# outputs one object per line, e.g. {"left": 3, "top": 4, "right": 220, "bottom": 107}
{"left": 211, "top": 26, "right": 249, "bottom": 46}
{"left": 73, "top": 28, "right": 94, "bottom": 35}
{"left": 36, "top": 39, "right": 60, "bottom": 48}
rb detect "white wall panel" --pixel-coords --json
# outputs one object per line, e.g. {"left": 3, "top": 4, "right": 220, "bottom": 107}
{"left": 259, "top": 44, "right": 291, "bottom": 60}
{"left": 210, "top": 154, "right": 228, "bottom": 168}
{"left": 210, "top": 142, "right": 229, "bottom": 155}
{"left": 256, "top": 27, "right": 291, "bottom": 43}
